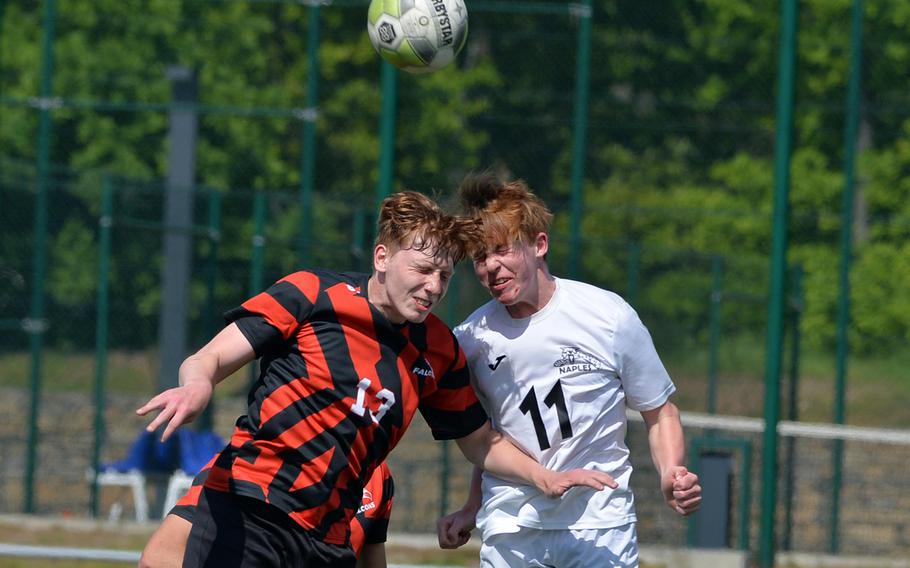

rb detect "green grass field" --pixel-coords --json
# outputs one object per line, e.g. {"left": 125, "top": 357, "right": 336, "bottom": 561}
{"left": 0, "top": 515, "right": 477, "bottom": 567}
{"left": 3, "top": 340, "right": 907, "bottom": 427}
{"left": 0, "top": 343, "right": 907, "bottom": 567}
{"left": 661, "top": 334, "right": 910, "bottom": 427}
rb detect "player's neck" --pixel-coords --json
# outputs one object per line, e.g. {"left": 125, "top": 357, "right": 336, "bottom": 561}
{"left": 505, "top": 270, "right": 555, "bottom": 319}
{"left": 367, "top": 274, "right": 403, "bottom": 324}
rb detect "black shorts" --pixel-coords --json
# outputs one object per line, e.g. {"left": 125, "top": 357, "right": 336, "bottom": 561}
{"left": 183, "top": 488, "right": 356, "bottom": 568}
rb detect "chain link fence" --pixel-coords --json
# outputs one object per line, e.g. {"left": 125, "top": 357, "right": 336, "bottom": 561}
{"left": 2, "top": 0, "right": 910, "bottom": 561}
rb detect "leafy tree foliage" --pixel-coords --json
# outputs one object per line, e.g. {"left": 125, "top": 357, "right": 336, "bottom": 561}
{"left": 1, "top": 0, "right": 908, "bottom": 356}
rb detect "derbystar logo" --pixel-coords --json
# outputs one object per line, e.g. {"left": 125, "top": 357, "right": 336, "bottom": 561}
{"left": 378, "top": 21, "right": 396, "bottom": 44}
{"left": 553, "top": 347, "right": 607, "bottom": 374}
{"left": 431, "top": 0, "right": 453, "bottom": 46}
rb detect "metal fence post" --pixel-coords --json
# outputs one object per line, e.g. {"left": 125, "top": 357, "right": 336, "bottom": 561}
{"left": 352, "top": 204, "right": 368, "bottom": 271}
{"left": 298, "top": 2, "right": 322, "bottom": 268}
{"left": 90, "top": 175, "right": 114, "bottom": 517}
{"left": 626, "top": 241, "right": 640, "bottom": 309}
{"left": 567, "top": 0, "right": 592, "bottom": 279}
{"left": 199, "top": 189, "right": 221, "bottom": 431}
{"left": 830, "top": 0, "right": 865, "bottom": 553}
{"left": 375, "top": 61, "right": 398, "bottom": 217}
{"left": 706, "top": 255, "right": 724, "bottom": 415}
{"left": 0, "top": 0, "right": 6, "bottom": 102}
{"left": 759, "top": 0, "right": 798, "bottom": 565}
{"left": 158, "top": 65, "right": 198, "bottom": 392}
{"left": 782, "top": 263, "right": 803, "bottom": 550}
{"left": 248, "top": 191, "right": 266, "bottom": 389}
{"left": 24, "top": 0, "right": 58, "bottom": 514}
{"left": 203, "top": 189, "right": 221, "bottom": 341}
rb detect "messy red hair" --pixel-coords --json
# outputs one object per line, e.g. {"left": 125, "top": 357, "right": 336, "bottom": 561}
{"left": 457, "top": 173, "right": 553, "bottom": 257}
{"left": 375, "top": 191, "right": 479, "bottom": 264}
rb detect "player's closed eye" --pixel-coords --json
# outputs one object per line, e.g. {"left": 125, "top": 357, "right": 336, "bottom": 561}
{"left": 474, "top": 245, "right": 510, "bottom": 264}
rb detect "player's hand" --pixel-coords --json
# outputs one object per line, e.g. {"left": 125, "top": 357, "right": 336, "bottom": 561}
{"left": 135, "top": 380, "right": 213, "bottom": 441}
{"left": 539, "top": 468, "right": 618, "bottom": 498}
{"left": 661, "top": 466, "right": 701, "bottom": 516}
{"left": 437, "top": 507, "right": 477, "bottom": 549}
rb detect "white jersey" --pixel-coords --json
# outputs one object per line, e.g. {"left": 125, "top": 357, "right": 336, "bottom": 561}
{"left": 455, "top": 277, "right": 675, "bottom": 538}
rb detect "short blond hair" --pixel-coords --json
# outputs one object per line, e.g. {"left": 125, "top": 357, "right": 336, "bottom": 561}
{"left": 375, "top": 191, "right": 479, "bottom": 264}
{"left": 457, "top": 173, "right": 553, "bottom": 256}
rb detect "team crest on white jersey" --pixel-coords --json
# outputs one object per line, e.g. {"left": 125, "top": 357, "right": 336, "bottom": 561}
{"left": 553, "top": 347, "right": 606, "bottom": 374}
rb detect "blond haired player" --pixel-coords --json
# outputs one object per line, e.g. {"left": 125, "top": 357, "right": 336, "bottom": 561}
{"left": 137, "top": 191, "right": 615, "bottom": 568}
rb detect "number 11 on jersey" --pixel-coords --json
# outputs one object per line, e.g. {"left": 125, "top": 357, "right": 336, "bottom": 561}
{"left": 518, "top": 379, "right": 574, "bottom": 451}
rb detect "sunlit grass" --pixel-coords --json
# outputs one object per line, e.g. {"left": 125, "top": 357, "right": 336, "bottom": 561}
{"left": 0, "top": 350, "right": 249, "bottom": 398}
{"left": 659, "top": 334, "right": 910, "bottom": 427}
{"left": 1, "top": 340, "right": 908, "bottom": 426}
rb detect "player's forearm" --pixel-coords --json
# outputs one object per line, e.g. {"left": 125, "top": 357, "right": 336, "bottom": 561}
{"left": 463, "top": 466, "right": 483, "bottom": 512}
{"left": 484, "top": 435, "right": 543, "bottom": 484}
{"left": 179, "top": 323, "right": 256, "bottom": 388}
{"left": 643, "top": 402, "right": 703, "bottom": 515}
{"left": 456, "top": 422, "right": 616, "bottom": 499}
{"left": 177, "top": 352, "right": 222, "bottom": 388}
{"left": 642, "top": 402, "right": 686, "bottom": 476}
{"left": 456, "top": 424, "right": 550, "bottom": 490}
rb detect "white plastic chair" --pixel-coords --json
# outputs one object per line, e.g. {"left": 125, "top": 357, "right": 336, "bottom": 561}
{"left": 91, "top": 429, "right": 178, "bottom": 522}
{"left": 161, "top": 428, "right": 225, "bottom": 517}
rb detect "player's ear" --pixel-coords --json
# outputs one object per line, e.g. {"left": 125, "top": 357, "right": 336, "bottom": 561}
{"left": 373, "top": 243, "right": 390, "bottom": 272}
{"left": 534, "top": 232, "right": 549, "bottom": 258}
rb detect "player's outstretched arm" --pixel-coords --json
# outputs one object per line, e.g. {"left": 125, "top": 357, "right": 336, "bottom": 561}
{"left": 136, "top": 323, "right": 255, "bottom": 441}
{"left": 640, "top": 401, "right": 702, "bottom": 516}
{"left": 437, "top": 466, "right": 482, "bottom": 549}
{"left": 455, "top": 421, "right": 618, "bottom": 498}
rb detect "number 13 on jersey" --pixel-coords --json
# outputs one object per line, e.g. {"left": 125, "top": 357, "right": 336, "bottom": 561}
{"left": 352, "top": 378, "right": 396, "bottom": 424}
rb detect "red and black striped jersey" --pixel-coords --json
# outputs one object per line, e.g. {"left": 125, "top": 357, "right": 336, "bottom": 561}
{"left": 170, "top": 455, "right": 215, "bottom": 522}
{"left": 201, "top": 270, "right": 486, "bottom": 545}
{"left": 350, "top": 461, "right": 394, "bottom": 554}
{"left": 172, "top": 458, "right": 394, "bottom": 557}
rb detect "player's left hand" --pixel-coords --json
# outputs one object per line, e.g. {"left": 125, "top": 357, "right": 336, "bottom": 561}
{"left": 437, "top": 507, "right": 476, "bottom": 549}
{"left": 661, "top": 466, "right": 701, "bottom": 516}
{"left": 136, "top": 380, "right": 213, "bottom": 442}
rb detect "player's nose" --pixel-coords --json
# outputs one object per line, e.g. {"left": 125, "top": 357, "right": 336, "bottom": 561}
{"left": 425, "top": 273, "right": 443, "bottom": 295}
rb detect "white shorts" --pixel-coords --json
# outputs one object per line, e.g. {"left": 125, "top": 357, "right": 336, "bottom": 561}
{"left": 479, "top": 524, "right": 639, "bottom": 568}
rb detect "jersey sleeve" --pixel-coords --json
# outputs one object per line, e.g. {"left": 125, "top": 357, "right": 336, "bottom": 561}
{"left": 363, "top": 463, "right": 394, "bottom": 545}
{"left": 350, "top": 463, "right": 394, "bottom": 555}
{"left": 613, "top": 302, "right": 676, "bottom": 411}
{"left": 417, "top": 323, "right": 488, "bottom": 440}
{"left": 223, "top": 271, "right": 320, "bottom": 357}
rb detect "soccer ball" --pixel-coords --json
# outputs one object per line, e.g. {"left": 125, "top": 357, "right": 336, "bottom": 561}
{"left": 367, "top": 0, "right": 468, "bottom": 74}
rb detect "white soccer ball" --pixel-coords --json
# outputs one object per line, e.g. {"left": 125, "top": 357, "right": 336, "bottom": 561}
{"left": 367, "top": 0, "right": 469, "bottom": 74}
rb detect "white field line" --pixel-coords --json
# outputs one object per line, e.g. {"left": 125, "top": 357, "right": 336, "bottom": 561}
{"left": 0, "top": 542, "right": 464, "bottom": 568}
